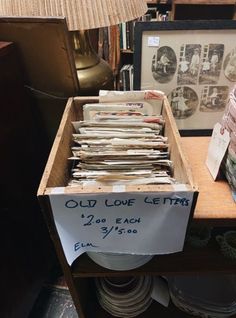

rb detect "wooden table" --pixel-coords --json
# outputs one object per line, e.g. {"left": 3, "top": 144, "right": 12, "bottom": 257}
{"left": 181, "top": 137, "right": 235, "bottom": 226}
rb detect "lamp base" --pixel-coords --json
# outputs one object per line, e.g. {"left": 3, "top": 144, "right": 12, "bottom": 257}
{"left": 72, "top": 30, "right": 114, "bottom": 96}
{"left": 77, "top": 57, "right": 114, "bottom": 96}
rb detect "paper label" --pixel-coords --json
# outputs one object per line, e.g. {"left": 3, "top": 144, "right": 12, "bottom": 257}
{"left": 50, "top": 187, "right": 65, "bottom": 194}
{"left": 148, "top": 36, "right": 160, "bottom": 47}
{"left": 112, "top": 185, "right": 126, "bottom": 192}
{"left": 206, "top": 122, "right": 230, "bottom": 180}
{"left": 49, "top": 191, "right": 194, "bottom": 265}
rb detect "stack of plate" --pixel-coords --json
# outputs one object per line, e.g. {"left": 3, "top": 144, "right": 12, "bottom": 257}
{"left": 224, "top": 148, "right": 236, "bottom": 196}
{"left": 95, "top": 276, "right": 153, "bottom": 317}
{"left": 87, "top": 252, "right": 153, "bottom": 271}
{"left": 168, "top": 275, "right": 236, "bottom": 317}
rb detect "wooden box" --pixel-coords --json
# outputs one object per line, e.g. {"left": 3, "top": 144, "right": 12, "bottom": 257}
{"left": 37, "top": 95, "right": 198, "bottom": 317}
{"left": 171, "top": 0, "right": 236, "bottom": 20}
{"left": 38, "top": 95, "right": 198, "bottom": 193}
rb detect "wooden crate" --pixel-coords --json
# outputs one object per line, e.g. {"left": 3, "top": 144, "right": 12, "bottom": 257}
{"left": 37, "top": 95, "right": 198, "bottom": 317}
{"left": 38, "top": 95, "right": 197, "bottom": 193}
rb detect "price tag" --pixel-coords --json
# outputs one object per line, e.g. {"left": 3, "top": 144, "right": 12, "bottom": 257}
{"left": 206, "top": 122, "right": 230, "bottom": 180}
{"left": 148, "top": 36, "right": 160, "bottom": 47}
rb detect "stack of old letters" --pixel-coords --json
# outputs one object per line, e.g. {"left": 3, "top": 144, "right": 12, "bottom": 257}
{"left": 68, "top": 90, "right": 176, "bottom": 187}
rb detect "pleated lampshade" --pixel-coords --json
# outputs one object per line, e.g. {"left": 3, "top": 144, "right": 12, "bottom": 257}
{"left": 0, "top": 0, "right": 148, "bottom": 30}
{"left": 0, "top": 0, "right": 148, "bottom": 94}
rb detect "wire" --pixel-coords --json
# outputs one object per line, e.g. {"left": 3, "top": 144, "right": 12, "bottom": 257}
{"left": 24, "top": 84, "right": 70, "bottom": 100}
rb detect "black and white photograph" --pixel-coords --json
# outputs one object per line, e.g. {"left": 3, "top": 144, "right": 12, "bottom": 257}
{"left": 177, "top": 44, "right": 201, "bottom": 85}
{"left": 224, "top": 48, "right": 236, "bottom": 82}
{"left": 151, "top": 46, "right": 177, "bottom": 84}
{"left": 134, "top": 20, "right": 236, "bottom": 133}
{"left": 168, "top": 86, "right": 198, "bottom": 119}
{"left": 199, "top": 86, "right": 229, "bottom": 112}
{"left": 199, "top": 44, "right": 224, "bottom": 84}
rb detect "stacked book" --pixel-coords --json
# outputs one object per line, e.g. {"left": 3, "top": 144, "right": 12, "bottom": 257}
{"left": 68, "top": 100, "right": 175, "bottom": 187}
{"left": 119, "top": 64, "right": 133, "bottom": 91}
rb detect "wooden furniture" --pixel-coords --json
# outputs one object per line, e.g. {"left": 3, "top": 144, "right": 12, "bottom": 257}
{"left": 0, "top": 17, "right": 79, "bottom": 147}
{"left": 72, "top": 136, "right": 236, "bottom": 318}
{"left": 182, "top": 137, "right": 235, "bottom": 225}
{"left": 38, "top": 93, "right": 236, "bottom": 317}
{"left": 172, "top": 0, "right": 236, "bottom": 20}
{"left": 0, "top": 41, "right": 55, "bottom": 317}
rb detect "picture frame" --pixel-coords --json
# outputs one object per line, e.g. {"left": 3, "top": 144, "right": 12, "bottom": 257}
{"left": 133, "top": 20, "right": 236, "bottom": 136}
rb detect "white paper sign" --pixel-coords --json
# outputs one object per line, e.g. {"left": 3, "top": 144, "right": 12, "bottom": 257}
{"left": 206, "top": 122, "right": 230, "bottom": 180}
{"left": 49, "top": 191, "right": 194, "bottom": 265}
{"left": 148, "top": 36, "right": 160, "bottom": 47}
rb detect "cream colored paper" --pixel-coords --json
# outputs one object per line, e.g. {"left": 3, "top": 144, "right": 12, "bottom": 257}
{"left": 206, "top": 122, "right": 230, "bottom": 180}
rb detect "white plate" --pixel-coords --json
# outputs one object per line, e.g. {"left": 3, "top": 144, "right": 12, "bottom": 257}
{"left": 87, "top": 252, "right": 153, "bottom": 270}
{"left": 168, "top": 274, "right": 236, "bottom": 317}
{"left": 95, "top": 276, "right": 153, "bottom": 317}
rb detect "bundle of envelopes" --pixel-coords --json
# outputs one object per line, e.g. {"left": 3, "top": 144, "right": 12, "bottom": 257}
{"left": 68, "top": 99, "right": 175, "bottom": 186}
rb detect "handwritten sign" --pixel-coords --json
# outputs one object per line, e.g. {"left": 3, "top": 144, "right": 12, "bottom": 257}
{"left": 49, "top": 191, "right": 194, "bottom": 265}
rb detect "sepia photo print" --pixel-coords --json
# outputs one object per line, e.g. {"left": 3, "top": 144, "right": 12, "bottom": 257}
{"left": 134, "top": 20, "right": 236, "bottom": 133}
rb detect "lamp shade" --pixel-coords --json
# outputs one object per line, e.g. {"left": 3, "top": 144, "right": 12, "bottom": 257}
{"left": 0, "top": 0, "right": 148, "bottom": 30}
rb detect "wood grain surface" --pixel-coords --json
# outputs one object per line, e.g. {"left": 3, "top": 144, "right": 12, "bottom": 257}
{"left": 182, "top": 137, "right": 235, "bottom": 225}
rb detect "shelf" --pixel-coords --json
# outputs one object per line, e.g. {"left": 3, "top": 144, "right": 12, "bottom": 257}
{"left": 75, "top": 276, "right": 195, "bottom": 318}
{"left": 120, "top": 49, "right": 134, "bottom": 54}
{"left": 172, "top": 0, "right": 236, "bottom": 19}
{"left": 39, "top": 121, "right": 236, "bottom": 318}
{"left": 173, "top": 0, "right": 235, "bottom": 4}
{"left": 72, "top": 238, "right": 236, "bottom": 277}
{"left": 70, "top": 137, "right": 236, "bottom": 279}
{"left": 85, "top": 298, "right": 194, "bottom": 317}
{"left": 181, "top": 137, "right": 236, "bottom": 226}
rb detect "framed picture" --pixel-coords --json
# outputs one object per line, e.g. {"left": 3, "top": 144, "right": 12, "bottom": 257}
{"left": 133, "top": 20, "right": 236, "bottom": 135}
